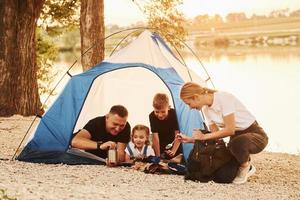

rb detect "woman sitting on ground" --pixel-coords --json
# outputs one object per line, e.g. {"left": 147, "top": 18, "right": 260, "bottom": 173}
{"left": 178, "top": 82, "right": 268, "bottom": 184}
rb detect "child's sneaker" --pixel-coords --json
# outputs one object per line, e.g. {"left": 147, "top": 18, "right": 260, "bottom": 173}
{"left": 168, "top": 162, "right": 186, "bottom": 175}
{"left": 233, "top": 164, "right": 256, "bottom": 184}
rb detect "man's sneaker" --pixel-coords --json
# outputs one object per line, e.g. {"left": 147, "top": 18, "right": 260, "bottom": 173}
{"left": 233, "top": 164, "right": 256, "bottom": 184}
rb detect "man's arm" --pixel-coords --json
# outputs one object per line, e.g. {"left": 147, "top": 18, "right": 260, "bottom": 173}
{"left": 71, "top": 129, "right": 97, "bottom": 150}
{"left": 152, "top": 132, "right": 160, "bottom": 156}
{"left": 71, "top": 129, "right": 116, "bottom": 150}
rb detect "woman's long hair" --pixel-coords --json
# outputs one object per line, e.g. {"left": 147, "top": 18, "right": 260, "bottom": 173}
{"left": 180, "top": 82, "right": 216, "bottom": 100}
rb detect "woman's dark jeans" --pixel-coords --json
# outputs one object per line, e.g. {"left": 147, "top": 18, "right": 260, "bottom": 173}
{"left": 228, "top": 121, "right": 268, "bottom": 164}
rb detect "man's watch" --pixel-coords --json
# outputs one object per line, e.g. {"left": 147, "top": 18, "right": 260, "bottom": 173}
{"left": 96, "top": 141, "right": 103, "bottom": 150}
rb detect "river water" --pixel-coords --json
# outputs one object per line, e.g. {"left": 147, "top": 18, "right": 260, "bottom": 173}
{"left": 50, "top": 46, "right": 300, "bottom": 154}
{"left": 186, "top": 47, "right": 300, "bottom": 154}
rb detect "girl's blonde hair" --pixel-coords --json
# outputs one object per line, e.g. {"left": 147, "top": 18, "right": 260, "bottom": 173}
{"left": 180, "top": 82, "right": 216, "bottom": 100}
{"left": 131, "top": 124, "right": 150, "bottom": 145}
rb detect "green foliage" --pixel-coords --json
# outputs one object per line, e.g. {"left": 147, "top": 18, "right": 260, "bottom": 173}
{"left": 40, "top": 0, "right": 80, "bottom": 36}
{"left": 0, "top": 189, "right": 17, "bottom": 200}
{"left": 142, "top": 0, "right": 187, "bottom": 48}
{"left": 36, "top": 28, "right": 58, "bottom": 100}
{"left": 36, "top": 0, "right": 80, "bottom": 104}
{"left": 55, "top": 28, "right": 81, "bottom": 63}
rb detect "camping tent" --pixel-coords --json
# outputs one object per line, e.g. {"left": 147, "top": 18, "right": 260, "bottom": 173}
{"left": 17, "top": 30, "right": 208, "bottom": 164}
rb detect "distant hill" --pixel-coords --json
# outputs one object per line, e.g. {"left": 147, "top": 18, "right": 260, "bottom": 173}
{"left": 187, "top": 16, "right": 300, "bottom": 48}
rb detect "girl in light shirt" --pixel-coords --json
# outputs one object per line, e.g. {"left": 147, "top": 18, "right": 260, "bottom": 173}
{"left": 125, "top": 125, "right": 155, "bottom": 162}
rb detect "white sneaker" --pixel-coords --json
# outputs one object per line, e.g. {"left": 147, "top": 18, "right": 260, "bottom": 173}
{"left": 233, "top": 164, "right": 256, "bottom": 184}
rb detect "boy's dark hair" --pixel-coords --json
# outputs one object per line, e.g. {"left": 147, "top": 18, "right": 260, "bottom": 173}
{"left": 153, "top": 93, "right": 169, "bottom": 109}
{"left": 109, "top": 105, "right": 128, "bottom": 117}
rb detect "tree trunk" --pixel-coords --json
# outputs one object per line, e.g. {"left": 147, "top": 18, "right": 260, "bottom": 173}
{"left": 80, "top": 0, "right": 104, "bottom": 71}
{"left": 0, "top": 0, "right": 45, "bottom": 116}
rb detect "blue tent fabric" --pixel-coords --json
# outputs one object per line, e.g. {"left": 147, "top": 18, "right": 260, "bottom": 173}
{"left": 17, "top": 32, "right": 205, "bottom": 164}
{"left": 17, "top": 148, "right": 105, "bottom": 165}
{"left": 17, "top": 62, "right": 205, "bottom": 164}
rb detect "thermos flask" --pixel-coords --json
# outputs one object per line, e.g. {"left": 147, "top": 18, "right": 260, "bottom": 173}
{"left": 108, "top": 149, "right": 117, "bottom": 164}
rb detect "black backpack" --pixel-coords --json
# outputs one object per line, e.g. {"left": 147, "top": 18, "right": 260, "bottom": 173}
{"left": 185, "top": 139, "right": 239, "bottom": 183}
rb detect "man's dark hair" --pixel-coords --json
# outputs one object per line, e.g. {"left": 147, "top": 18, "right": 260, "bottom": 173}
{"left": 109, "top": 105, "right": 128, "bottom": 118}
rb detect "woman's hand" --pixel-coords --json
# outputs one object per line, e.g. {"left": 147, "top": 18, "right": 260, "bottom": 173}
{"left": 192, "top": 129, "right": 206, "bottom": 141}
{"left": 176, "top": 133, "right": 194, "bottom": 143}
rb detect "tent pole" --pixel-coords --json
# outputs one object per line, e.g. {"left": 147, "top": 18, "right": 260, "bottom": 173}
{"left": 11, "top": 115, "right": 39, "bottom": 160}
{"left": 172, "top": 36, "right": 215, "bottom": 88}
{"left": 109, "top": 29, "right": 144, "bottom": 57}
{"left": 11, "top": 60, "right": 78, "bottom": 160}
{"left": 172, "top": 45, "right": 193, "bottom": 81}
{"left": 13, "top": 27, "right": 214, "bottom": 160}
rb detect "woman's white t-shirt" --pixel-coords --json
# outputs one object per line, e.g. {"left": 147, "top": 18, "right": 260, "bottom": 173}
{"left": 202, "top": 91, "right": 256, "bottom": 131}
{"left": 125, "top": 141, "right": 155, "bottom": 158}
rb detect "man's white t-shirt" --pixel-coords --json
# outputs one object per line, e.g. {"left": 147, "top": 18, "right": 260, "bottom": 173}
{"left": 202, "top": 91, "right": 256, "bottom": 131}
{"left": 125, "top": 141, "right": 155, "bottom": 158}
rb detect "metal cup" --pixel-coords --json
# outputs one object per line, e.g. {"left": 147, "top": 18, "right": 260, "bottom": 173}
{"left": 108, "top": 149, "right": 117, "bottom": 164}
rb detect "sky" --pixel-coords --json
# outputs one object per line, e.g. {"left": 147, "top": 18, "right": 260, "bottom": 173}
{"left": 104, "top": 0, "right": 300, "bottom": 26}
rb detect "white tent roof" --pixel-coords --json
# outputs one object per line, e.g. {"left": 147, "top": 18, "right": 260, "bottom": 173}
{"left": 105, "top": 30, "right": 206, "bottom": 86}
{"left": 74, "top": 30, "right": 207, "bottom": 132}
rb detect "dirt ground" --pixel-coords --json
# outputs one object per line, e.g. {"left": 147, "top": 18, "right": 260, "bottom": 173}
{"left": 0, "top": 115, "right": 299, "bottom": 200}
